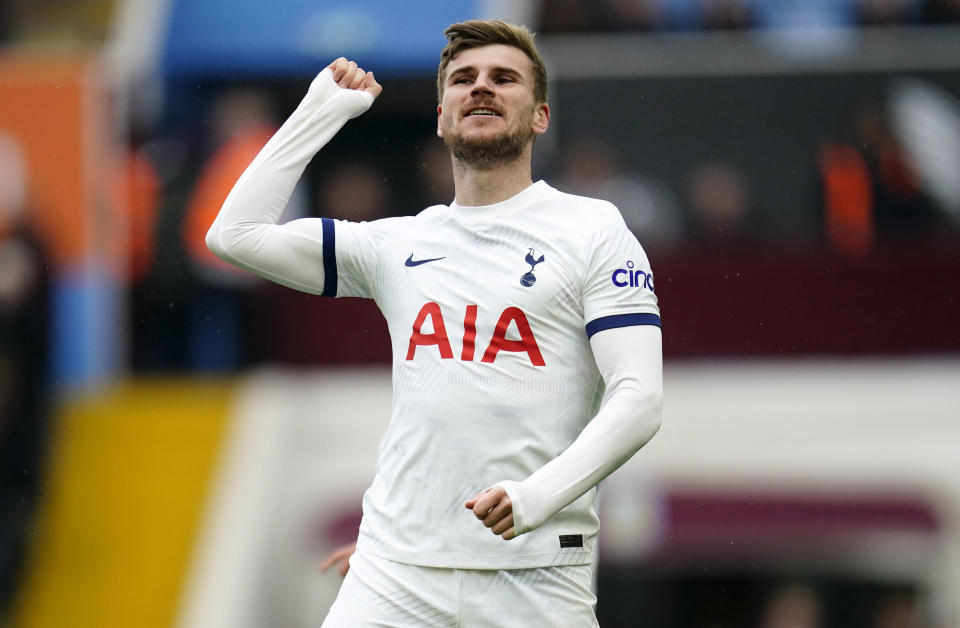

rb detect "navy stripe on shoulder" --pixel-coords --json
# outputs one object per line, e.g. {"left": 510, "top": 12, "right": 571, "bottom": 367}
{"left": 585, "top": 313, "right": 662, "bottom": 338}
{"left": 320, "top": 217, "right": 337, "bottom": 297}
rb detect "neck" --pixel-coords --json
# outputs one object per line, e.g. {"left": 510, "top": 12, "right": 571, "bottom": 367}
{"left": 451, "top": 149, "right": 534, "bottom": 207}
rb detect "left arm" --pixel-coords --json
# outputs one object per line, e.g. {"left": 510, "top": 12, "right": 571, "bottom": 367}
{"left": 467, "top": 324, "right": 663, "bottom": 539}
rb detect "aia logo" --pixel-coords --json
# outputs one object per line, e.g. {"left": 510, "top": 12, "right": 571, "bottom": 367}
{"left": 406, "top": 303, "right": 545, "bottom": 366}
{"left": 521, "top": 248, "right": 545, "bottom": 287}
{"left": 612, "top": 260, "right": 654, "bottom": 292}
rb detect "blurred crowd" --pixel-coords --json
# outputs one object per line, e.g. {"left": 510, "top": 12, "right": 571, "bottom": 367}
{"left": 1, "top": 75, "right": 953, "bottom": 375}
{"left": 731, "top": 582, "right": 922, "bottom": 628}
{"left": 537, "top": 0, "right": 960, "bottom": 32}
{"left": 4, "top": 0, "right": 960, "bottom": 45}
{"left": 99, "top": 74, "right": 957, "bottom": 374}
{"left": 597, "top": 580, "right": 927, "bottom": 627}
{"left": 0, "top": 133, "right": 50, "bottom": 622}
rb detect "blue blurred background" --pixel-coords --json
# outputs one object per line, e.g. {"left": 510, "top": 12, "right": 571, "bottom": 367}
{"left": 2, "top": 1, "right": 960, "bottom": 627}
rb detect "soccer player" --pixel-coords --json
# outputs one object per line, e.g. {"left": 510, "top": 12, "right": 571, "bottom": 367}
{"left": 207, "top": 19, "right": 663, "bottom": 627}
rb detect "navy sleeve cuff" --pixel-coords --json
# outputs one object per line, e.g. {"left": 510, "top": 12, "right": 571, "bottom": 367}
{"left": 585, "top": 313, "right": 662, "bottom": 338}
{"left": 320, "top": 217, "right": 337, "bottom": 297}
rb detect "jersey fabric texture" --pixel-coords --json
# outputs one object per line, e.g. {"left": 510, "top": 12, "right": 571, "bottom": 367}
{"left": 321, "top": 548, "right": 598, "bottom": 628}
{"left": 326, "top": 180, "right": 660, "bottom": 569}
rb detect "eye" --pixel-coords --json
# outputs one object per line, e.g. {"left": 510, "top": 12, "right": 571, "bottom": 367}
{"left": 495, "top": 77, "right": 513, "bottom": 84}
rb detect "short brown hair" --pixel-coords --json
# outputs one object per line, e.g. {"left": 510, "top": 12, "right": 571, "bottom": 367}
{"left": 437, "top": 20, "right": 548, "bottom": 105}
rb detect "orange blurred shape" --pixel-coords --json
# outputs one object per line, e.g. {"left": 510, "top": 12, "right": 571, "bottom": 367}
{"left": 819, "top": 142, "right": 874, "bottom": 259}
{"left": 0, "top": 54, "right": 115, "bottom": 269}
{"left": 182, "top": 125, "right": 275, "bottom": 277}
{"left": 113, "top": 149, "right": 161, "bottom": 283}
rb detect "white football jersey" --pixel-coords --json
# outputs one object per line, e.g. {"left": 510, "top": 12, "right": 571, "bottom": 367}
{"left": 324, "top": 181, "right": 660, "bottom": 569}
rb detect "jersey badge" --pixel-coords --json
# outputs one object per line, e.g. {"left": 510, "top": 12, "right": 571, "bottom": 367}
{"left": 520, "top": 248, "right": 545, "bottom": 287}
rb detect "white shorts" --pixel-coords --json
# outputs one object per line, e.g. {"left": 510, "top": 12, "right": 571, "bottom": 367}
{"left": 321, "top": 549, "right": 599, "bottom": 627}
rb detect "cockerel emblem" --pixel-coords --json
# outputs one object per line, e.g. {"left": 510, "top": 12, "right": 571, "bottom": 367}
{"left": 520, "top": 248, "right": 545, "bottom": 287}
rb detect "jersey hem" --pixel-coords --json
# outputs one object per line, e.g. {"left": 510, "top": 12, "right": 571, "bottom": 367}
{"left": 357, "top": 541, "right": 594, "bottom": 570}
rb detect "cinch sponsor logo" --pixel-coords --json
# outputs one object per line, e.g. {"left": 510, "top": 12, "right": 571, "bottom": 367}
{"left": 612, "top": 261, "right": 654, "bottom": 291}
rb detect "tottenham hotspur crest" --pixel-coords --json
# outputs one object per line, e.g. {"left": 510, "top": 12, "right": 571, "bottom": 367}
{"left": 521, "top": 248, "right": 545, "bottom": 287}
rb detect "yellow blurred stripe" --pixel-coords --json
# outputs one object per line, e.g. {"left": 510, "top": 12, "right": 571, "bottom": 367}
{"left": 12, "top": 378, "right": 235, "bottom": 628}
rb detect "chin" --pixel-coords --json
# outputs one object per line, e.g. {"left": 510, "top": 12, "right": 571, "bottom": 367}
{"left": 446, "top": 132, "right": 530, "bottom": 169}
{"left": 459, "top": 132, "right": 504, "bottom": 146}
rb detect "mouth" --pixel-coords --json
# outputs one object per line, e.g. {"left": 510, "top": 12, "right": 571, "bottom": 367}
{"left": 463, "top": 106, "right": 502, "bottom": 119}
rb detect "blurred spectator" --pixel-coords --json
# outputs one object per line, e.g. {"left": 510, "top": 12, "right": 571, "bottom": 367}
{"left": 181, "top": 89, "right": 278, "bottom": 371}
{"left": 115, "top": 132, "right": 168, "bottom": 371}
{"left": 124, "top": 128, "right": 192, "bottom": 371}
{"left": 818, "top": 139, "right": 874, "bottom": 257}
{"left": 538, "top": 0, "right": 663, "bottom": 31}
{"left": 317, "top": 162, "right": 390, "bottom": 223}
{"left": 858, "top": 0, "right": 921, "bottom": 24}
{"left": 817, "top": 99, "right": 940, "bottom": 257}
{"left": 415, "top": 137, "right": 455, "bottom": 207}
{"left": 116, "top": 143, "right": 162, "bottom": 286}
{"left": 0, "top": 131, "right": 50, "bottom": 620}
{"left": 757, "top": 583, "right": 823, "bottom": 628}
{"left": 534, "top": 0, "right": 939, "bottom": 31}
{"left": 701, "top": 0, "right": 755, "bottom": 29}
{"left": 683, "top": 159, "right": 758, "bottom": 246}
{"left": 538, "top": 0, "right": 596, "bottom": 33}
{"left": 603, "top": 0, "right": 664, "bottom": 30}
{"left": 558, "top": 137, "right": 682, "bottom": 247}
{"left": 872, "top": 592, "right": 924, "bottom": 628}
{"left": 537, "top": 0, "right": 750, "bottom": 31}
{"left": 923, "top": 0, "right": 960, "bottom": 21}
{"left": 252, "top": 161, "right": 390, "bottom": 367}
{"left": 0, "top": 0, "right": 24, "bottom": 41}
{"left": 889, "top": 78, "right": 960, "bottom": 227}
{"left": 183, "top": 89, "right": 277, "bottom": 282}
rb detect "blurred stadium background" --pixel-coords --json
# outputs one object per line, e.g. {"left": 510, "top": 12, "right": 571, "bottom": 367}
{"left": 2, "top": 0, "right": 960, "bottom": 626}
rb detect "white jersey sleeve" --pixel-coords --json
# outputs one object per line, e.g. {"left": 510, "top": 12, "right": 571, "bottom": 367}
{"left": 581, "top": 205, "right": 661, "bottom": 337}
{"left": 494, "top": 205, "right": 663, "bottom": 536}
{"left": 325, "top": 218, "right": 404, "bottom": 300}
{"left": 496, "top": 323, "right": 662, "bottom": 536}
{"left": 205, "top": 68, "right": 375, "bottom": 295}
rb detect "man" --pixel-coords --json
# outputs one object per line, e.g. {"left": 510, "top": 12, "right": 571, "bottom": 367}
{"left": 207, "top": 19, "right": 662, "bottom": 627}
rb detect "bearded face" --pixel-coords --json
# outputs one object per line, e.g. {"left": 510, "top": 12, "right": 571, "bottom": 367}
{"left": 441, "top": 104, "right": 536, "bottom": 170}
{"left": 437, "top": 45, "right": 548, "bottom": 171}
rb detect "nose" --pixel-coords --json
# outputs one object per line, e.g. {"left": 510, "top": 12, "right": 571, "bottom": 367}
{"left": 471, "top": 73, "right": 494, "bottom": 96}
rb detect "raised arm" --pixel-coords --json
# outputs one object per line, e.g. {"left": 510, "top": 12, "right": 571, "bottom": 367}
{"left": 467, "top": 324, "right": 663, "bottom": 539}
{"left": 205, "top": 59, "right": 381, "bottom": 293}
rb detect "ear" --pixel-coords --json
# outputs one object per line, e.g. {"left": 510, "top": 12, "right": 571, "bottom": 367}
{"left": 532, "top": 102, "right": 550, "bottom": 136}
{"left": 436, "top": 105, "right": 444, "bottom": 138}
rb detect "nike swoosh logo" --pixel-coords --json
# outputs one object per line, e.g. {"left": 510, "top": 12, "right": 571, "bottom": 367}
{"left": 405, "top": 254, "right": 445, "bottom": 267}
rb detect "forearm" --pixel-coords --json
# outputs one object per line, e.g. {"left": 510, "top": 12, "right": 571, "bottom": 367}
{"left": 205, "top": 68, "right": 373, "bottom": 293}
{"left": 500, "top": 326, "right": 663, "bottom": 535}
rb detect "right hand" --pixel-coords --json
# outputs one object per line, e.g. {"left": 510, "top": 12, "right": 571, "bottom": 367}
{"left": 327, "top": 57, "right": 382, "bottom": 99}
{"left": 466, "top": 485, "right": 517, "bottom": 540}
{"left": 317, "top": 542, "right": 357, "bottom": 578}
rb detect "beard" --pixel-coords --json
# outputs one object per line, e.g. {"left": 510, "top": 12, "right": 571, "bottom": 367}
{"left": 443, "top": 121, "right": 534, "bottom": 170}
